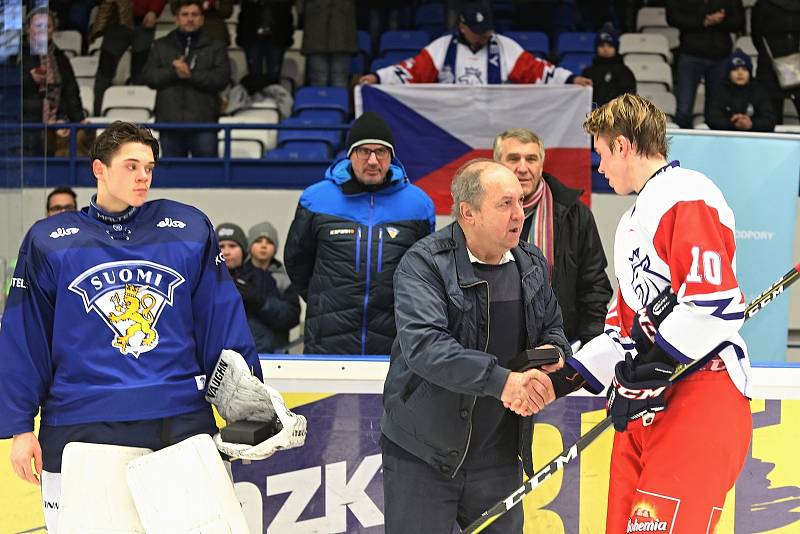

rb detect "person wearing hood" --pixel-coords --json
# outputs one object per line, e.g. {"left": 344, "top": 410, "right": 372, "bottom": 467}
{"left": 706, "top": 49, "right": 776, "bottom": 131}
{"left": 245, "top": 222, "right": 301, "bottom": 353}
{"left": 141, "top": 0, "right": 231, "bottom": 157}
{"left": 284, "top": 111, "right": 436, "bottom": 355}
{"left": 581, "top": 23, "right": 637, "bottom": 107}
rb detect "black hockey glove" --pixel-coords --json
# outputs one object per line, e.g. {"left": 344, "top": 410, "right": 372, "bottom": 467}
{"left": 630, "top": 286, "right": 677, "bottom": 354}
{"left": 606, "top": 353, "right": 675, "bottom": 432}
{"left": 234, "top": 276, "right": 265, "bottom": 311}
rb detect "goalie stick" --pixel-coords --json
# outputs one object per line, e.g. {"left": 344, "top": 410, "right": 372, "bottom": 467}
{"left": 463, "top": 262, "right": 800, "bottom": 534}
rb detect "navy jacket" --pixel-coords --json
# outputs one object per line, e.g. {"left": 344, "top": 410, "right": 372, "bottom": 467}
{"left": 284, "top": 157, "right": 435, "bottom": 355}
{"left": 382, "top": 222, "right": 570, "bottom": 478}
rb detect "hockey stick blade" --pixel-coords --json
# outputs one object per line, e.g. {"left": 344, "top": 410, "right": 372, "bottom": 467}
{"left": 463, "top": 262, "right": 800, "bottom": 534}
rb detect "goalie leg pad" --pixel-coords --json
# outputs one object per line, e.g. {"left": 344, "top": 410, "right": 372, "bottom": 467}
{"left": 126, "top": 434, "right": 250, "bottom": 534}
{"left": 58, "top": 442, "right": 152, "bottom": 534}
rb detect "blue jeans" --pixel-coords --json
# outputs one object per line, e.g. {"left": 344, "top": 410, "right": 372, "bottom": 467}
{"left": 306, "top": 53, "right": 351, "bottom": 87}
{"left": 160, "top": 129, "right": 218, "bottom": 158}
{"left": 674, "top": 53, "right": 727, "bottom": 128}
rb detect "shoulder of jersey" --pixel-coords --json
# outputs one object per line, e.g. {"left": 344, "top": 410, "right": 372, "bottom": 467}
{"left": 638, "top": 166, "right": 721, "bottom": 211}
{"left": 147, "top": 199, "right": 212, "bottom": 231}
{"left": 29, "top": 210, "right": 87, "bottom": 245}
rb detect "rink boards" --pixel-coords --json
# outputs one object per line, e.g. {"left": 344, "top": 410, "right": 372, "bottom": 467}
{"left": 2, "top": 357, "right": 800, "bottom": 533}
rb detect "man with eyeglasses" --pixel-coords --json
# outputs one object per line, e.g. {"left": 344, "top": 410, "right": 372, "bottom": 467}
{"left": 285, "top": 111, "right": 436, "bottom": 355}
{"left": 46, "top": 186, "right": 78, "bottom": 216}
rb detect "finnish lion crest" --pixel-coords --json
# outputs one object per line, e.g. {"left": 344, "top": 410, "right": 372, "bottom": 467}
{"left": 68, "top": 261, "right": 185, "bottom": 357}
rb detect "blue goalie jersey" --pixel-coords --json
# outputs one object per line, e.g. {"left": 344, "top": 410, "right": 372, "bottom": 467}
{"left": 0, "top": 199, "right": 260, "bottom": 437}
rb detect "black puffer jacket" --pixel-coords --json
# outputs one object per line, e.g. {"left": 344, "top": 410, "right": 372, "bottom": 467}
{"left": 284, "top": 158, "right": 435, "bottom": 355}
{"left": 667, "top": 0, "right": 745, "bottom": 59}
{"left": 382, "top": 222, "right": 571, "bottom": 478}
{"left": 522, "top": 174, "right": 613, "bottom": 346}
{"left": 706, "top": 78, "right": 777, "bottom": 130}
{"left": 582, "top": 55, "right": 637, "bottom": 107}
{"left": 141, "top": 29, "right": 230, "bottom": 123}
{"left": 21, "top": 44, "right": 85, "bottom": 123}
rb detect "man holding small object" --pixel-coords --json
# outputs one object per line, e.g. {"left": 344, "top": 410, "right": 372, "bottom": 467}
{"left": 380, "top": 159, "right": 571, "bottom": 533}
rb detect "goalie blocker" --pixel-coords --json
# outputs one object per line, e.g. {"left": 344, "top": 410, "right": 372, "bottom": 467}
{"left": 205, "top": 349, "right": 307, "bottom": 460}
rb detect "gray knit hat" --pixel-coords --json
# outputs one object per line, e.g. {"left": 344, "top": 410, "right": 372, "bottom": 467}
{"left": 216, "top": 222, "right": 248, "bottom": 253}
{"left": 248, "top": 221, "right": 279, "bottom": 252}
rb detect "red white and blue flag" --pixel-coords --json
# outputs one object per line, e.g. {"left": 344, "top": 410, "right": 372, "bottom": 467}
{"left": 355, "top": 84, "right": 593, "bottom": 214}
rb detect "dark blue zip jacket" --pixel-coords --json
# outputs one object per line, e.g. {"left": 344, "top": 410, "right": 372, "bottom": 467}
{"left": 284, "top": 157, "right": 435, "bottom": 355}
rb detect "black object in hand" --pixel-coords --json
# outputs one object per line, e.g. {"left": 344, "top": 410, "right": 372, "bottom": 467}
{"left": 220, "top": 419, "right": 281, "bottom": 445}
{"left": 507, "top": 347, "right": 561, "bottom": 372}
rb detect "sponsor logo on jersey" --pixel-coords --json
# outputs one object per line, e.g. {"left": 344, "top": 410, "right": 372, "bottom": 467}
{"left": 626, "top": 492, "right": 678, "bottom": 533}
{"left": 157, "top": 217, "right": 186, "bottom": 228}
{"left": 385, "top": 226, "right": 399, "bottom": 239}
{"left": 10, "top": 277, "right": 27, "bottom": 289}
{"left": 49, "top": 227, "right": 79, "bottom": 239}
{"left": 330, "top": 228, "right": 356, "bottom": 236}
{"left": 628, "top": 248, "right": 670, "bottom": 306}
{"left": 68, "top": 261, "right": 185, "bottom": 357}
{"left": 215, "top": 251, "right": 225, "bottom": 266}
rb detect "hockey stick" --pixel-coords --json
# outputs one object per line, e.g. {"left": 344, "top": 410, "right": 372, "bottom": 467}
{"left": 463, "top": 262, "right": 800, "bottom": 534}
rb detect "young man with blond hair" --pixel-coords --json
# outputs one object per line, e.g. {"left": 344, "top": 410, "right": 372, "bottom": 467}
{"left": 545, "top": 94, "right": 752, "bottom": 532}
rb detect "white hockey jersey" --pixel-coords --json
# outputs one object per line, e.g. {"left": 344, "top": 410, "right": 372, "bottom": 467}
{"left": 569, "top": 163, "right": 752, "bottom": 396}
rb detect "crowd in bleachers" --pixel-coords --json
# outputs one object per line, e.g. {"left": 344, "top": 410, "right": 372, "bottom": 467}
{"left": 10, "top": 0, "right": 796, "bottom": 163}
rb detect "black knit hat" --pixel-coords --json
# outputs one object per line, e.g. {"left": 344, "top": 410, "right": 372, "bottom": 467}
{"left": 346, "top": 111, "right": 395, "bottom": 158}
{"left": 216, "top": 222, "right": 248, "bottom": 254}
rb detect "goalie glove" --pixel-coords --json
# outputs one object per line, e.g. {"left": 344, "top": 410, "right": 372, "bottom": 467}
{"left": 205, "top": 349, "right": 276, "bottom": 423}
{"left": 630, "top": 286, "right": 677, "bottom": 355}
{"left": 606, "top": 353, "right": 675, "bottom": 432}
{"left": 213, "top": 386, "right": 307, "bottom": 461}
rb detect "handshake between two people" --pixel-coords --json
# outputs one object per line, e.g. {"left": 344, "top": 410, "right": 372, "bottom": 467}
{"left": 500, "top": 345, "right": 564, "bottom": 417}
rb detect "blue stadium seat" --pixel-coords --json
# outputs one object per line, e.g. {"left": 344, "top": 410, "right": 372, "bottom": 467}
{"left": 351, "top": 54, "right": 365, "bottom": 75}
{"left": 559, "top": 53, "right": 594, "bottom": 75}
{"left": 292, "top": 86, "right": 349, "bottom": 119}
{"left": 357, "top": 30, "right": 372, "bottom": 58}
{"left": 277, "top": 117, "right": 342, "bottom": 151}
{"left": 556, "top": 32, "right": 596, "bottom": 58}
{"left": 265, "top": 141, "right": 331, "bottom": 161}
{"left": 370, "top": 57, "right": 401, "bottom": 72}
{"left": 379, "top": 30, "right": 429, "bottom": 56}
{"left": 381, "top": 50, "right": 416, "bottom": 64}
{"left": 504, "top": 31, "right": 550, "bottom": 58}
{"left": 414, "top": 4, "right": 445, "bottom": 39}
{"left": 296, "top": 109, "right": 345, "bottom": 123}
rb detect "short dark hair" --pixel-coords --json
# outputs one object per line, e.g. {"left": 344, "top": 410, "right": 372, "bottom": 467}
{"left": 171, "top": 0, "right": 204, "bottom": 15}
{"left": 89, "top": 121, "right": 160, "bottom": 165}
{"left": 26, "top": 7, "right": 58, "bottom": 30}
{"left": 46, "top": 186, "right": 77, "bottom": 210}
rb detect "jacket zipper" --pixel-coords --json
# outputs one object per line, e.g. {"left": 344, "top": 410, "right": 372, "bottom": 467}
{"left": 355, "top": 226, "right": 362, "bottom": 273}
{"left": 453, "top": 279, "right": 490, "bottom": 477}
{"left": 377, "top": 228, "right": 384, "bottom": 273}
{"left": 360, "top": 194, "right": 375, "bottom": 354}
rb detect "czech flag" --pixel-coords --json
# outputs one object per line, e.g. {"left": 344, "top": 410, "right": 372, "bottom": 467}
{"left": 355, "top": 84, "right": 593, "bottom": 214}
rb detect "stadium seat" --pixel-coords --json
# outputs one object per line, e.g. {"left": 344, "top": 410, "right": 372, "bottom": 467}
{"left": 70, "top": 55, "right": 99, "bottom": 87}
{"left": 265, "top": 142, "right": 331, "bottom": 161}
{"left": 226, "top": 21, "right": 237, "bottom": 45}
{"left": 380, "top": 50, "right": 416, "bottom": 64}
{"left": 289, "top": 30, "right": 303, "bottom": 51}
{"left": 228, "top": 4, "right": 240, "bottom": 21}
{"left": 219, "top": 115, "right": 277, "bottom": 156}
{"left": 784, "top": 99, "right": 799, "bottom": 125}
{"left": 79, "top": 85, "right": 93, "bottom": 116}
{"left": 637, "top": 88, "right": 676, "bottom": 119}
{"left": 101, "top": 85, "right": 156, "bottom": 117}
{"left": 619, "top": 33, "right": 671, "bottom": 63}
{"left": 218, "top": 139, "right": 264, "bottom": 158}
{"left": 505, "top": 31, "right": 549, "bottom": 58}
{"left": 293, "top": 86, "right": 349, "bottom": 118}
{"left": 296, "top": 109, "right": 345, "bottom": 123}
{"left": 357, "top": 30, "right": 371, "bottom": 59}
{"left": 627, "top": 61, "right": 673, "bottom": 90}
{"left": 88, "top": 36, "right": 103, "bottom": 55}
{"left": 734, "top": 35, "right": 758, "bottom": 58}
{"left": 277, "top": 116, "right": 342, "bottom": 151}
{"left": 112, "top": 50, "right": 131, "bottom": 86}
{"left": 555, "top": 32, "right": 596, "bottom": 58}
{"left": 636, "top": 7, "right": 668, "bottom": 31}
{"left": 53, "top": 30, "right": 82, "bottom": 56}
{"left": 370, "top": 57, "right": 398, "bottom": 72}
{"left": 379, "top": 31, "right": 429, "bottom": 56}
{"left": 280, "top": 50, "right": 306, "bottom": 93}
{"left": 154, "top": 23, "right": 173, "bottom": 40}
{"left": 227, "top": 48, "right": 247, "bottom": 84}
{"left": 642, "top": 26, "right": 679, "bottom": 51}
{"left": 559, "top": 53, "right": 593, "bottom": 75}
{"left": 414, "top": 3, "right": 446, "bottom": 40}
{"left": 623, "top": 53, "right": 668, "bottom": 65}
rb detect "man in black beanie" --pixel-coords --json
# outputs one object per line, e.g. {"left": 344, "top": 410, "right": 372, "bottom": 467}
{"left": 284, "top": 111, "right": 436, "bottom": 355}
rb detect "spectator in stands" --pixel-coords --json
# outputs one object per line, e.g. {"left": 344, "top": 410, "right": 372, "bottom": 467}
{"left": 246, "top": 221, "right": 301, "bottom": 353}
{"left": 90, "top": 0, "right": 166, "bottom": 116}
{"left": 49, "top": 0, "right": 97, "bottom": 50}
{"left": 21, "top": 8, "right": 88, "bottom": 157}
{"left": 237, "top": 0, "right": 294, "bottom": 84}
{"left": 142, "top": 0, "right": 230, "bottom": 157}
{"left": 494, "top": 128, "right": 612, "bottom": 348}
{"left": 752, "top": 0, "right": 800, "bottom": 124}
{"left": 201, "top": 0, "right": 234, "bottom": 47}
{"left": 581, "top": 23, "right": 637, "bottom": 107}
{"left": 301, "top": 0, "right": 358, "bottom": 87}
{"left": 667, "top": 0, "right": 744, "bottom": 128}
{"left": 284, "top": 112, "right": 436, "bottom": 355}
{"left": 46, "top": 186, "right": 78, "bottom": 216}
{"left": 359, "top": 2, "right": 592, "bottom": 86}
{"left": 706, "top": 49, "right": 776, "bottom": 131}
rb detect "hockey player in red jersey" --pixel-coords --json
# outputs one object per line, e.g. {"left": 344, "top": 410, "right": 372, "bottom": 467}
{"left": 546, "top": 94, "right": 752, "bottom": 532}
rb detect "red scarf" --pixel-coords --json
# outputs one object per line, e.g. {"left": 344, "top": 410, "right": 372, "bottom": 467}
{"left": 523, "top": 178, "right": 554, "bottom": 277}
